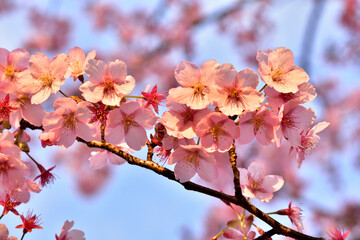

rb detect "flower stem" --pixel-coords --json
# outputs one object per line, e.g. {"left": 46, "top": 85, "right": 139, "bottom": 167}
{"left": 196, "top": 137, "right": 200, "bottom": 145}
{"left": 20, "top": 231, "right": 26, "bottom": 240}
{"left": 0, "top": 214, "right": 4, "bottom": 220}
{"left": 259, "top": 84, "right": 267, "bottom": 92}
{"left": 124, "top": 95, "right": 144, "bottom": 99}
{"left": 211, "top": 227, "right": 228, "bottom": 240}
{"left": 59, "top": 90, "right": 69, "bottom": 98}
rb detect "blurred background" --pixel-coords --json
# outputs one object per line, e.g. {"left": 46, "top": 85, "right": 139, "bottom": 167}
{"left": 0, "top": 0, "right": 360, "bottom": 239}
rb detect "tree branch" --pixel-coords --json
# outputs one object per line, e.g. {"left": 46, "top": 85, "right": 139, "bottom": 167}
{"left": 19, "top": 119, "right": 324, "bottom": 240}
{"left": 228, "top": 144, "right": 243, "bottom": 198}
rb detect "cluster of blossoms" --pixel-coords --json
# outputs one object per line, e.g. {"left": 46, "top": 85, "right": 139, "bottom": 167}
{"left": 0, "top": 46, "right": 348, "bottom": 240}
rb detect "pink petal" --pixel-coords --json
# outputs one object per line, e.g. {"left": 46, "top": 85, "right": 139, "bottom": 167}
{"left": 68, "top": 46, "right": 85, "bottom": 63}
{"left": 236, "top": 68, "right": 259, "bottom": 88}
{"left": 57, "top": 128, "right": 76, "bottom": 148}
{"left": 31, "top": 86, "right": 52, "bottom": 104}
{"left": 173, "top": 157, "right": 197, "bottom": 183}
{"left": 89, "top": 151, "right": 108, "bottom": 169}
{"left": 79, "top": 81, "right": 103, "bottom": 103}
{"left": 50, "top": 53, "right": 69, "bottom": 80}
{"left": 262, "top": 175, "right": 284, "bottom": 192}
{"left": 76, "top": 122, "right": 95, "bottom": 141}
{"left": 8, "top": 48, "right": 30, "bottom": 71}
{"left": 125, "top": 125, "right": 147, "bottom": 151}
{"left": 29, "top": 52, "right": 51, "bottom": 77}
{"left": 174, "top": 61, "right": 200, "bottom": 86}
{"left": 223, "top": 228, "right": 243, "bottom": 239}
{"left": 106, "top": 125, "right": 125, "bottom": 144}
{"left": 85, "top": 59, "right": 106, "bottom": 83}
{"left": 197, "top": 157, "right": 217, "bottom": 182}
{"left": 21, "top": 102, "right": 46, "bottom": 127}
{"left": 0, "top": 48, "right": 10, "bottom": 67}
{"left": 107, "top": 59, "right": 127, "bottom": 81}
{"left": 238, "top": 123, "right": 255, "bottom": 144}
{"left": 108, "top": 152, "right": 126, "bottom": 165}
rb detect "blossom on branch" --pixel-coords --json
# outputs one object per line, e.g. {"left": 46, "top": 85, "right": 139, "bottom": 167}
{"left": 168, "top": 144, "right": 217, "bottom": 183}
{"left": 80, "top": 59, "right": 135, "bottom": 106}
{"left": 17, "top": 52, "right": 69, "bottom": 104}
{"left": 257, "top": 47, "right": 309, "bottom": 93}
{"left": 239, "top": 161, "right": 284, "bottom": 202}
{"left": 65, "top": 46, "right": 96, "bottom": 80}
{"left": 169, "top": 60, "right": 221, "bottom": 109}
{"left": 0, "top": 48, "right": 29, "bottom": 84}
{"left": 40, "top": 98, "right": 96, "bottom": 148}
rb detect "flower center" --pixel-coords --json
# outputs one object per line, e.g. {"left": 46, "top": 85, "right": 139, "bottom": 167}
{"left": 38, "top": 71, "right": 55, "bottom": 87}
{"left": 4, "top": 65, "right": 16, "bottom": 81}
{"left": 252, "top": 116, "right": 264, "bottom": 134}
{"left": 206, "top": 123, "right": 225, "bottom": 142}
{"left": 62, "top": 112, "right": 77, "bottom": 132}
{"left": 271, "top": 67, "right": 285, "bottom": 82}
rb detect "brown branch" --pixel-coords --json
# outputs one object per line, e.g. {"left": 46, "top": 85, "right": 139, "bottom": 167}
{"left": 75, "top": 137, "right": 324, "bottom": 240}
{"left": 19, "top": 119, "right": 324, "bottom": 240}
{"left": 228, "top": 144, "right": 242, "bottom": 198}
{"left": 254, "top": 229, "right": 276, "bottom": 240}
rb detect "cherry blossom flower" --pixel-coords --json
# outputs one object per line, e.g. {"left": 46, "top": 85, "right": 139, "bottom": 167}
{"left": 257, "top": 47, "right": 309, "bottom": 93}
{"left": 16, "top": 210, "right": 42, "bottom": 234}
{"left": 33, "top": 165, "right": 56, "bottom": 187}
{"left": 265, "top": 82, "right": 316, "bottom": 112}
{"left": 80, "top": 59, "right": 135, "bottom": 106}
{"left": 89, "top": 143, "right": 133, "bottom": 169}
{"left": 168, "top": 144, "right": 217, "bottom": 183}
{"left": 141, "top": 84, "right": 166, "bottom": 114}
{"left": 239, "top": 161, "right": 284, "bottom": 202}
{"left": 55, "top": 220, "right": 85, "bottom": 240}
{"left": 160, "top": 95, "right": 211, "bottom": 139}
{"left": 328, "top": 227, "right": 350, "bottom": 240}
{"left": 195, "top": 112, "right": 240, "bottom": 152}
{"left": 275, "top": 200, "right": 304, "bottom": 232}
{"left": 0, "top": 132, "right": 27, "bottom": 193}
{"left": 223, "top": 215, "right": 256, "bottom": 240}
{"left": 0, "top": 223, "right": 18, "bottom": 240}
{"left": 278, "top": 100, "right": 315, "bottom": 145}
{"left": 211, "top": 64, "right": 264, "bottom": 116}
{"left": 65, "top": 46, "right": 96, "bottom": 80}
{"left": 0, "top": 48, "right": 29, "bottom": 84}
{"left": 17, "top": 52, "right": 69, "bottom": 104}
{"left": 0, "top": 194, "right": 21, "bottom": 216}
{"left": 237, "top": 104, "right": 280, "bottom": 146}
{"left": 88, "top": 103, "right": 109, "bottom": 126}
{"left": 106, "top": 101, "right": 157, "bottom": 150}
{"left": 290, "top": 121, "right": 330, "bottom": 168}
{"left": 168, "top": 60, "right": 221, "bottom": 109}
{"left": 40, "top": 98, "right": 96, "bottom": 148}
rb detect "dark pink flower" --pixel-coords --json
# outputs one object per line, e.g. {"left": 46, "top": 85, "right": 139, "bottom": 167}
{"left": 275, "top": 200, "right": 304, "bottom": 232}
{"left": 328, "top": 227, "right": 350, "bottom": 240}
{"left": 141, "top": 84, "right": 166, "bottom": 114}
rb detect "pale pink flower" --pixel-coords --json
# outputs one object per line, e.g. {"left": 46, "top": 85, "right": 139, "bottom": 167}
{"left": 328, "top": 227, "right": 350, "bottom": 240}
{"left": 55, "top": 220, "right": 85, "bottom": 240}
{"left": 17, "top": 52, "right": 69, "bottom": 104}
{"left": 0, "top": 132, "right": 27, "bottom": 193}
{"left": 195, "top": 112, "right": 240, "bottom": 152}
{"left": 80, "top": 59, "right": 135, "bottom": 106}
{"left": 0, "top": 223, "right": 18, "bottom": 240}
{"left": 211, "top": 64, "right": 264, "bottom": 116}
{"left": 237, "top": 104, "right": 280, "bottom": 146}
{"left": 65, "top": 46, "right": 96, "bottom": 80}
{"left": 279, "top": 100, "right": 315, "bottom": 145}
{"left": 239, "top": 161, "right": 284, "bottom": 202}
{"left": 89, "top": 142, "right": 133, "bottom": 169}
{"left": 40, "top": 98, "right": 96, "bottom": 148}
{"left": 275, "top": 200, "right": 304, "bottom": 232}
{"left": 106, "top": 101, "right": 157, "bottom": 150}
{"left": 265, "top": 82, "right": 317, "bottom": 112}
{"left": 168, "top": 60, "right": 221, "bottom": 109}
{"left": 168, "top": 144, "right": 217, "bottom": 183}
{"left": 257, "top": 47, "right": 309, "bottom": 93}
{"left": 223, "top": 216, "right": 256, "bottom": 240}
{"left": 160, "top": 95, "right": 211, "bottom": 139}
{"left": 0, "top": 48, "right": 29, "bottom": 84}
{"left": 290, "top": 121, "right": 330, "bottom": 168}
{"left": 6, "top": 83, "right": 46, "bottom": 128}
